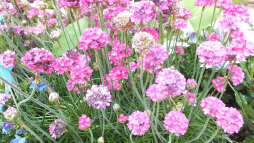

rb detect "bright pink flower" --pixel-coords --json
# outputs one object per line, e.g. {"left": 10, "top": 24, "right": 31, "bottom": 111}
{"left": 21, "top": 48, "right": 55, "bottom": 73}
{"left": 104, "top": 67, "right": 128, "bottom": 90}
{"left": 85, "top": 85, "right": 112, "bottom": 110}
{"left": 174, "top": 19, "right": 187, "bottom": 30}
{"left": 67, "top": 80, "right": 75, "bottom": 91}
{"left": 54, "top": 56, "right": 74, "bottom": 75}
{"left": 164, "top": 111, "right": 189, "bottom": 136}
{"left": 127, "top": 111, "right": 150, "bottom": 136}
{"left": 137, "top": 44, "right": 168, "bottom": 73}
{"left": 227, "top": 39, "right": 247, "bottom": 61}
{"left": 108, "top": 39, "right": 132, "bottom": 66}
{"left": 142, "top": 27, "right": 159, "bottom": 41}
{"left": 70, "top": 64, "right": 93, "bottom": 85}
{"left": 78, "top": 28, "right": 110, "bottom": 51}
{"left": 216, "top": 107, "right": 244, "bottom": 134}
{"left": 175, "top": 46, "right": 184, "bottom": 55}
{"left": 0, "top": 50, "right": 16, "bottom": 68}
{"left": 48, "top": 19, "right": 58, "bottom": 28}
{"left": 78, "top": 114, "right": 91, "bottom": 130}
{"left": 27, "top": 7, "right": 39, "bottom": 19}
{"left": 200, "top": 96, "right": 225, "bottom": 118}
{"left": 152, "top": 0, "right": 173, "bottom": 13}
{"left": 156, "top": 68, "right": 186, "bottom": 97}
{"left": 227, "top": 65, "right": 245, "bottom": 86}
{"left": 129, "top": 1, "right": 155, "bottom": 25}
{"left": 146, "top": 84, "right": 169, "bottom": 103}
{"left": 58, "top": 0, "right": 80, "bottom": 8}
{"left": 195, "top": 0, "right": 215, "bottom": 7}
{"left": 186, "top": 92, "right": 196, "bottom": 106}
{"left": 49, "top": 119, "right": 67, "bottom": 139}
{"left": 127, "top": 62, "right": 137, "bottom": 72}
{"left": 197, "top": 41, "right": 226, "bottom": 66}
{"left": 212, "top": 76, "right": 226, "bottom": 92}
{"left": 217, "top": 0, "right": 232, "bottom": 9}
{"left": 230, "top": 28, "right": 244, "bottom": 39}
{"left": 178, "top": 8, "right": 192, "bottom": 19}
{"left": 207, "top": 33, "right": 221, "bottom": 41}
{"left": 104, "top": 6, "right": 126, "bottom": 21}
{"left": 118, "top": 113, "right": 128, "bottom": 124}
{"left": 186, "top": 79, "right": 197, "bottom": 90}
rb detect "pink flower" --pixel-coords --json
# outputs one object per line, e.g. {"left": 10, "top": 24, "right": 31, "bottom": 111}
{"left": 3, "top": 106, "right": 19, "bottom": 122}
{"left": 118, "top": 113, "right": 128, "bottom": 124}
{"left": 137, "top": 44, "right": 168, "bottom": 73}
{"left": 127, "top": 111, "right": 150, "bottom": 136}
{"left": 195, "top": 0, "right": 215, "bottom": 7}
{"left": 26, "top": 26, "right": 46, "bottom": 37}
{"left": 146, "top": 84, "right": 169, "bottom": 103}
{"left": 0, "top": 93, "right": 11, "bottom": 104}
{"left": 104, "top": 67, "right": 128, "bottom": 90}
{"left": 155, "top": 68, "right": 186, "bottom": 97}
{"left": 70, "top": 64, "right": 93, "bottom": 85}
{"left": 104, "top": 6, "right": 126, "bottom": 21}
{"left": 152, "top": 0, "right": 173, "bottom": 13}
{"left": 67, "top": 80, "right": 75, "bottom": 91}
{"left": 197, "top": 41, "right": 226, "bottom": 66}
{"left": 227, "top": 65, "right": 245, "bottom": 86}
{"left": 175, "top": 46, "right": 184, "bottom": 55}
{"left": 216, "top": 107, "right": 244, "bottom": 134}
{"left": 78, "top": 28, "right": 110, "bottom": 51}
{"left": 186, "top": 92, "right": 196, "bottom": 106}
{"left": 85, "top": 85, "right": 112, "bottom": 110}
{"left": 21, "top": 48, "right": 55, "bottom": 73}
{"left": 129, "top": 1, "right": 155, "bottom": 25}
{"left": 27, "top": 7, "right": 39, "bottom": 19}
{"left": 48, "top": 19, "right": 58, "bottom": 28}
{"left": 58, "top": 0, "right": 80, "bottom": 8}
{"left": 78, "top": 114, "right": 91, "bottom": 130}
{"left": 212, "top": 76, "right": 226, "bottom": 92}
{"left": 200, "top": 96, "right": 225, "bottom": 118}
{"left": 217, "top": 0, "right": 232, "bottom": 9}
{"left": 54, "top": 56, "right": 74, "bottom": 75}
{"left": 174, "top": 19, "right": 187, "bottom": 30}
{"left": 186, "top": 79, "right": 197, "bottom": 90}
{"left": 0, "top": 50, "right": 16, "bottom": 68}
{"left": 207, "top": 33, "right": 221, "bottom": 41}
{"left": 108, "top": 39, "right": 132, "bottom": 66}
{"left": 178, "top": 8, "right": 192, "bottom": 19}
{"left": 127, "top": 62, "right": 137, "bottom": 72}
{"left": 49, "top": 119, "right": 67, "bottom": 139}
{"left": 227, "top": 39, "right": 247, "bottom": 61}
{"left": 164, "top": 111, "right": 189, "bottom": 136}
{"left": 142, "top": 27, "right": 159, "bottom": 41}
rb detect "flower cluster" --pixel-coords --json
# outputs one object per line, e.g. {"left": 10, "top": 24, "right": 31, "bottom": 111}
{"left": 146, "top": 84, "right": 169, "bottom": 103}
{"left": 21, "top": 48, "right": 55, "bottom": 73}
{"left": 118, "top": 113, "right": 128, "bottom": 124}
{"left": 58, "top": 0, "right": 80, "bottom": 8}
{"left": 200, "top": 96, "right": 225, "bottom": 118}
{"left": 104, "top": 67, "right": 128, "bottom": 90}
{"left": 164, "top": 111, "right": 189, "bottom": 136}
{"left": 108, "top": 39, "right": 132, "bottom": 66}
{"left": 142, "top": 27, "right": 159, "bottom": 41}
{"left": 127, "top": 111, "right": 150, "bottom": 136}
{"left": 195, "top": 0, "right": 215, "bottom": 7}
{"left": 197, "top": 41, "right": 226, "bottom": 66}
{"left": 78, "top": 114, "right": 91, "bottom": 130}
{"left": 175, "top": 46, "right": 185, "bottom": 55}
{"left": 3, "top": 106, "right": 19, "bottom": 122}
{"left": 186, "top": 92, "right": 196, "bottom": 106}
{"left": 174, "top": 19, "right": 187, "bottom": 30}
{"left": 0, "top": 50, "right": 16, "bottom": 68}
{"left": 186, "top": 79, "right": 197, "bottom": 90}
{"left": 152, "top": 0, "right": 173, "bottom": 13}
{"left": 112, "top": 11, "right": 132, "bottom": 31}
{"left": 227, "top": 65, "right": 245, "bottom": 86}
{"left": 207, "top": 33, "right": 221, "bottom": 41}
{"left": 49, "top": 119, "right": 67, "bottom": 139}
{"left": 0, "top": 93, "right": 11, "bottom": 104}
{"left": 129, "top": 1, "right": 155, "bottom": 25}
{"left": 85, "top": 85, "right": 112, "bottom": 110}
{"left": 78, "top": 28, "right": 111, "bottom": 51}
{"left": 212, "top": 76, "right": 226, "bottom": 92}
{"left": 132, "top": 32, "right": 155, "bottom": 55}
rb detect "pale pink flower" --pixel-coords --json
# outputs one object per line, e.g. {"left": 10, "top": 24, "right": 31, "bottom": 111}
{"left": 127, "top": 111, "right": 150, "bottom": 136}
{"left": 49, "top": 119, "right": 67, "bottom": 139}
{"left": 0, "top": 93, "right": 11, "bottom": 104}
{"left": 186, "top": 79, "right": 197, "bottom": 90}
{"left": 212, "top": 76, "right": 226, "bottom": 92}
{"left": 200, "top": 96, "right": 225, "bottom": 118}
{"left": 0, "top": 50, "right": 16, "bottom": 68}
{"left": 227, "top": 65, "right": 245, "bottom": 86}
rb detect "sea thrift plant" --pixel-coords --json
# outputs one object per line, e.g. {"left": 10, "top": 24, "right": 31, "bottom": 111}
{"left": 142, "top": 27, "right": 159, "bottom": 41}
{"left": 146, "top": 84, "right": 169, "bottom": 103}
{"left": 132, "top": 32, "right": 155, "bottom": 55}
{"left": 78, "top": 114, "right": 91, "bottom": 130}
{"left": 197, "top": 41, "right": 226, "bottom": 66}
{"left": 195, "top": 0, "right": 215, "bottom": 7}
{"left": 104, "top": 66, "right": 128, "bottom": 90}
{"left": 0, "top": 50, "right": 16, "bottom": 68}
{"left": 21, "top": 48, "right": 55, "bottom": 73}
{"left": 212, "top": 76, "right": 226, "bottom": 92}
{"left": 49, "top": 119, "right": 67, "bottom": 139}
{"left": 127, "top": 111, "right": 150, "bottom": 136}
{"left": 0, "top": 93, "right": 11, "bottom": 104}
{"left": 85, "top": 85, "right": 112, "bottom": 110}
{"left": 164, "top": 111, "right": 189, "bottom": 136}
{"left": 118, "top": 113, "right": 128, "bottom": 124}
{"left": 186, "top": 79, "right": 197, "bottom": 90}
{"left": 3, "top": 106, "right": 19, "bottom": 122}
{"left": 78, "top": 28, "right": 111, "bottom": 51}
{"left": 227, "top": 65, "right": 245, "bottom": 86}
{"left": 200, "top": 96, "right": 225, "bottom": 118}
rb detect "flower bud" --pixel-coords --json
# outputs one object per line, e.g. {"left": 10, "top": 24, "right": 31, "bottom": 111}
{"left": 50, "top": 30, "right": 61, "bottom": 41}
{"left": 3, "top": 106, "right": 19, "bottom": 122}
{"left": 49, "top": 92, "right": 60, "bottom": 103}
{"left": 98, "top": 137, "right": 104, "bottom": 143}
{"left": 113, "top": 103, "right": 120, "bottom": 112}
{"left": 38, "top": 1, "right": 48, "bottom": 10}
{"left": 172, "top": 103, "right": 184, "bottom": 112}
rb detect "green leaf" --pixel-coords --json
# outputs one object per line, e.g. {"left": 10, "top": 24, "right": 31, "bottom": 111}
{"left": 51, "top": 18, "right": 89, "bottom": 57}
{"left": 183, "top": 0, "right": 221, "bottom": 31}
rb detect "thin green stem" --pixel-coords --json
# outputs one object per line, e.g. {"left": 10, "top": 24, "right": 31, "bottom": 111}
{"left": 89, "top": 129, "right": 94, "bottom": 143}
{"left": 206, "top": 127, "right": 220, "bottom": 143}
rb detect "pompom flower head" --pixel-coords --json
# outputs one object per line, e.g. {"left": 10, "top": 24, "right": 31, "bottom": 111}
{"left": 118, "top": 113, "right": 128, "bottom": 124}
{"left": 197, "top": 41, "right": 226, "bottom": 66}
{"left": 0, "top": 50, "right": 16, "bottom": 68}
{"left": 155, "top": 68, "right": 186, "bottom": 97}
{"left": 227, "top": 65, "right": 245, "bottom": 86}
{"left": 212, "top": 76, "right": 226, "bottom": 92}
{"left": 85, "top": 85, "right": 112, "bottom": 110}
{"left": 127, "top": 111, "right": 150, "bottom": 136}
{"left": 146, "top": 84, "right": 169, "bottom": 103}
{"left": 200, "top": 96, "right": 225, "bottom": 118}
{"left": 21, "top": 48, "right": 55, "bottom": 73}
{"left": 49, "top": 119, "right": 67, "bottom": 139}
{"left": 164, "top": 111, "right": 189, "bottom": 136}
{"left": 78, "top": 28, "right": 110, "bottom": 51}
{"left": 216, "top": 107, "right": 244, "bottom": 134}
{"left": 78, "top": 114, "right": 91, "bottom": 130}
{"left": 186, "top": 79, "right": 197, "bottom": 90}
{"left": 132, "top": 32, "right": 155, "bottom": 55}
{"left": 3, "top": 106, "right": 19, "bottom": 122}
{"left": 112, "top": 11, "right": 133, "bottom": 31}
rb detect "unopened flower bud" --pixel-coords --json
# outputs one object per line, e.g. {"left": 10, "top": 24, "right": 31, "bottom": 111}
{"left": 98, "top": 137, "right": 104, "bottom": 143}
{"left": 3, "top": 106, "right": 19, "bottom": 122}
{"left": 50, "top": 30, "right": 61, "bottom": 41}
{"left": 38, "top": 1, "right": 48, "bottom": 10}
{"left": 49, "top": 92, "right": 60, "bottom": 103}
{"left": 113, "top": 103, "right": 120, "bottom": 112}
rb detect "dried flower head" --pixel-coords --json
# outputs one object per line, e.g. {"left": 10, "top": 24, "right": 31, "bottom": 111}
{"left": 49, "top": 119, "right": 67, "bottom": 139}
{"left": 112, "top": 11, "right": 132, "bottom": 31}
{"left": 132, "top": 32, "right": 155, "bottom": 55}
{"left": 3, "top": 106, "right": 19, "bottom": 122}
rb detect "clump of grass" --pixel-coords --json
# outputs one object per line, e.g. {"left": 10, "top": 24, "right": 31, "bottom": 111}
{"left": 233, "top": 0, "right": 248, "bottom": 5}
